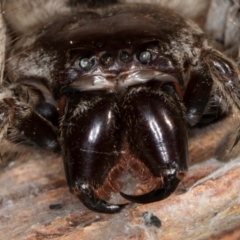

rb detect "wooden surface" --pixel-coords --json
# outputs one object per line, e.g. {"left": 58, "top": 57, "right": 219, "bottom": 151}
{"left": 1, "top": 117, "right": 240, "bottom": 240}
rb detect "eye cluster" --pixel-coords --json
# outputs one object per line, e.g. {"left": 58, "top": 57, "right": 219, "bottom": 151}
{"left": 77, "top": 41, "right": 159, "bottom": 71}
{"left": 79, "top": 58, "right": 95, "bottom": 70}
{"left": 138, "top": 50, "right": 152, "bottom": 64}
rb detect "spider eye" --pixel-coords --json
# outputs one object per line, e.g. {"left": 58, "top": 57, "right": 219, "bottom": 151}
{"left": 120, "top": 50, "right": 131, "bottom": 63}
{"left": 79, "top": 58, "right": 94, "bottom": 70}
{"left": 138, "top": 50, "right": 152, "bottom": 64}
{"left": 100, "top": 53, "right": 114, "bottom": 66}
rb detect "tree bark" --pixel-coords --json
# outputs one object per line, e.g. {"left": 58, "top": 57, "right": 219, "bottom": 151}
{"left": 1, "top": 117, "right": 240, "bottom": 240}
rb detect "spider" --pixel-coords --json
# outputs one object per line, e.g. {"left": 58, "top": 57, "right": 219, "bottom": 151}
{"left": 2, "top": 1, "right": 240, "bottom": 213}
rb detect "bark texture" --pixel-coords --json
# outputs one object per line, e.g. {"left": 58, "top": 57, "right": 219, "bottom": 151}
{"left": 1, "top": 118, "right": 240, "bottom": 240}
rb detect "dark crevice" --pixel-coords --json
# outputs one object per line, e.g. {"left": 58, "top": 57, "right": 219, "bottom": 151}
{"left": 68, "top": 0, "right": 118, "bottom": 8}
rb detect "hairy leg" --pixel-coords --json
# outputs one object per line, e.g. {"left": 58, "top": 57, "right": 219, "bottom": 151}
{"left": 0, "top": 81, "right": 60, "bottom": 154}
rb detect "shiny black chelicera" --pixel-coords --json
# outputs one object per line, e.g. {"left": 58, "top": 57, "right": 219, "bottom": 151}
{"left": 3, "top": 4, "right": 240, "bottom": 213}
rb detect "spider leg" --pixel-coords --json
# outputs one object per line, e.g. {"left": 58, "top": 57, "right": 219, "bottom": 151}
{"left": 184, "top": 63, "right": 213, "bottom": 126}
{"left": 203, "top": 50, "right": 240, "bottom": 160}
{"left": 205, "top": 50, "right": 240, "bottom": 112}
{"left": 0, "top": 81, "right": 60, "bottom": 153}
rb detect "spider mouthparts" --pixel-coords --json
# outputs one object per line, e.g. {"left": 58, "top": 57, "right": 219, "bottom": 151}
{"left": 77, "top": 185, "right": 127, "bottom": 213}
{"left": 120, "top": 173, "right": 180, "bottom": 204}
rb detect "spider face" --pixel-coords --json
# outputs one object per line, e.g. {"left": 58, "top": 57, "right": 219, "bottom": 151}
{"left": 4, "top": 4, "right": 240, "bottom": 213}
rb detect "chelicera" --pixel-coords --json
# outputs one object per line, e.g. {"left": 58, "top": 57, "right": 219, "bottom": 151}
{"left": 3, "top": 4, "right": 240, "bottom": 213}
